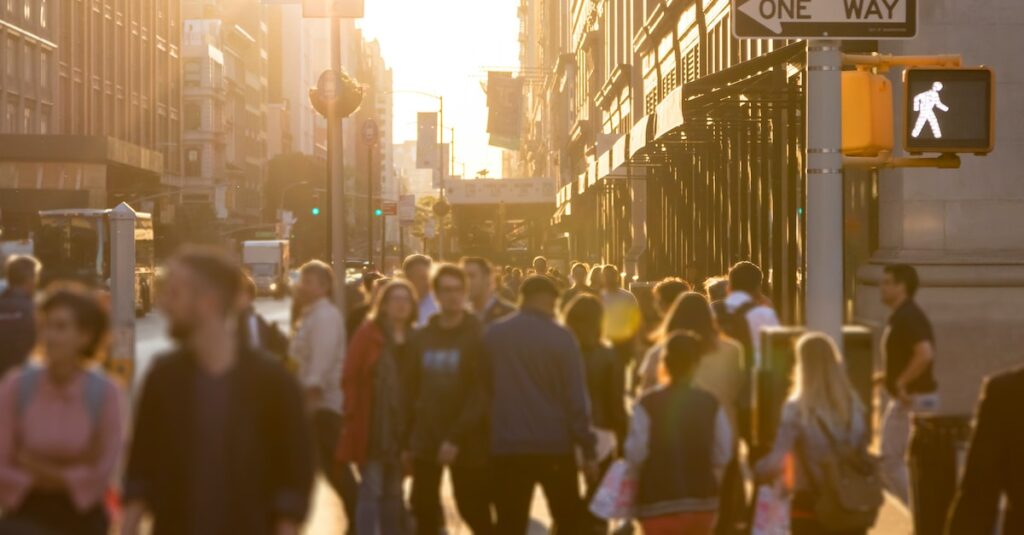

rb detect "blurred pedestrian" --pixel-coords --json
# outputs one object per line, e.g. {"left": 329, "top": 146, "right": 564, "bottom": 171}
{"left": 483, "top": 275, "right": 597, "bottom": 534}
{"left": 122, "top": 247, "right": 314, "bottom": 535}
{"left": 346, "top": 271, "right": 384, "bottom": 337}
{"left": 878, "top": 263, "right": 937, "bottom": 508}
{"left": 0, "top": 286, "right": 122, "bottom": 535}
{"left": 755, "top": 333, "right": 870, "bottom": 535}
{"left": 463, "top": 256, "right": 515, "bottom": 325}
{"left": 405, "top": 265, "right": 494, "bottom": 534}
{"left": 290, "top": 261, "right": 358, "bottom": 529}
{"left": 601, "top": 265, "right": 642, "bottom": 368}
{"left": 560, "top": 262, "right": 596, "bottom": 310}
{"left": 703, "top": 277, "right": 728, "bottom": 303}
{"left": 947, "top": 366, "right": 1024, "bottom": 534}
{"left": 636, "top": 278, "right": 693, "bottom": 393}
{"left": 588, "top": 265, "right": 605, "bottom": 294}
{"left": 532, "top": 256, "right": 549, "bottom": 278}
{"left": 239, "top": 275, "right": 289, "bottom": 362}
{"left": 0, "top": 255, "right": 40, "bottom": 378}
{"left": 337, "top": 280, "right": 418, "bottom": 535}
{"left": 403, "top": 254, "right": 437, "bottom": 327}
{"left": 625, "top": 331, "right": 733, "bottom": 535}
{"left": 563, "top": 293, "right": 628, "bottom": 534}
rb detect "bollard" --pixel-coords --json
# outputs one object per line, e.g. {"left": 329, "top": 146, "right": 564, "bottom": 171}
{"left": 908, "top": 414, "right": 972, "bottom": 535}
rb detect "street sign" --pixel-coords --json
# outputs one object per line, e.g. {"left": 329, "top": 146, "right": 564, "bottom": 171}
{"left": 904, "top": 67, "right": 994, "bottom": 155}
{"left": 381, "top": 201, "right": 398, "bottom": 216}
{"left": 732, "top": 0, "right": 916, "bottom": 40}
{"left": 302, "top": 0, "right": 364, "bottom": 18}
{"left": 398, "top": 194, "right": 416, "bottom": 224}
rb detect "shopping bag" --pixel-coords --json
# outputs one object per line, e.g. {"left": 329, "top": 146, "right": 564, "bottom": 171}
{"left": 751, "top": 482, "right": 790, "bottom": 535}
{"left": 589, "top": 460, "right": 637, "bottom": 520}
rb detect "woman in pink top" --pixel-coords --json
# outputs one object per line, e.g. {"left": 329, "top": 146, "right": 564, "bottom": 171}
{"left": 0, "top": 287, "right": 123, "bottom": 534}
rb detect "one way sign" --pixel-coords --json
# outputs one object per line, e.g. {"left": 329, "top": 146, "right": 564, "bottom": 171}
{"left": 732, "top": 0, "right": 916, "bottom": 40}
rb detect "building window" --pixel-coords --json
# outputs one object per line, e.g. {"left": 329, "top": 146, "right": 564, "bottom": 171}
{"left": 23, "top": 44, "right": 31, "bottom": 83}
{"left": 40, "top": 50, "right": 48, "bottom": 89}
{"left": 40, "top": 106, "right": 49, "bottom": 134}
{"left": 23, "top": 0, "right": 30, "bottom": 21}
{"left": 23, "top": 106, "right": 33, "bottom": 133}
{"left": 185, "top": 148, "right": 201, "bottom": 176}
{"left": 184, "top": 102, "right": 200, "bottom": 130}
{"left": 5, "top": 37, "right": 15, "bottom": 78}
{"left": 6, "top": 0, "right": 12, "bottom": 14}
{"left": 184, "top": 59, "right": 201, "bottom": 87}
{"left": 40, "top": 0, "right": 47, "bottom": 28}
{"left": 4, "top": 100, "right": 15, "bottom": 131}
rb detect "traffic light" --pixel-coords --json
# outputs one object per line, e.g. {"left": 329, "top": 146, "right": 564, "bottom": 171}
{"left": 374, "top": 208, "right": 383, "bottom": 217}
{"left": 904, "top": 67, "right": 994, "bottom": 155}
{"left": 311, "top": 192, "right": 322, "bottom": 216}
{"left": 842, "top": 71, "right": 894, "bottom": 157}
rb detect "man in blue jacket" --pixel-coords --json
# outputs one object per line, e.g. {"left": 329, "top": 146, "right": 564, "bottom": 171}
{"left": 482, "top": 275, "right": 597, "bottom": 534}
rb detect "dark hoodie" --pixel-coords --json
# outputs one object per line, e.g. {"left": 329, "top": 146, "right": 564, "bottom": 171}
{"left": 404, "top": 313, "right": 489, "bottom": 465}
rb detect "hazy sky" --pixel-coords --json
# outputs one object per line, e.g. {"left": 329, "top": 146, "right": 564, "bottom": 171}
{"left": 358, "top": 0, "right": 520, "bottom": 177}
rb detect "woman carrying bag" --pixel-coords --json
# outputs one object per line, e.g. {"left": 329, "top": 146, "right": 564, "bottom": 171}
{"left": 754, "top": 333, "right": 882, "bottom": 535}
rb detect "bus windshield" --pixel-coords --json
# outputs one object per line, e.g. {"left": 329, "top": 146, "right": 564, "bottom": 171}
{"left": 35, "top": 213, "right": 107, "bottom": 284}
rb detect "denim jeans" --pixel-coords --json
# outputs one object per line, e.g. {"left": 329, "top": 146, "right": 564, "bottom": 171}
{"left": 880, "top": 393, "right": 940, "bottom": 508}
{"left": 313, "top": 409, "right": 359, "bottom": 532}
{"left": 356, "top": 460, "right": 406, "bottom": 535}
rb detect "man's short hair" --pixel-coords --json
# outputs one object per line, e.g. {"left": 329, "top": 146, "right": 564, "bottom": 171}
{"left": 654, "top": 277, "right": 690, "bottom": 308}
{"left": 460, "top": 256, "right": 492, "bottom": 277}
{"left": 884, "top": 264, "right": 920, "bottom": 297}
{"left": 520, "top": 275, "right": 559, "bottom": 299}
{"left": 4, "top": 255, "right": 40, "bottom": 287}
{"left": 663, "top": 330, "right": 704, "bottom": 381}
{"left": 703, "top": 276, "right": 728, "bottom": 302}
{"left": 570, "top": 262, "right": 588, "bottom": 275}
{"left": 728, "top": 261, "right": 763, "bottom": 295}
{"left": 432, "top": 263, "right": 467, "bottom": 293}
{"left": 403, "top": 254, "right": 432, "bottom": 273}
{"left": 300, "top": 260, "right": 335, "bottom": 292}
{"left": 174, "top": 246, "right": 244, "bottom": 314}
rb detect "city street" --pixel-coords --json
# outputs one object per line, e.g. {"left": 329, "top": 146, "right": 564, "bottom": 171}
{"left": 133, "top": 299, "right": 912, "bottom": 534}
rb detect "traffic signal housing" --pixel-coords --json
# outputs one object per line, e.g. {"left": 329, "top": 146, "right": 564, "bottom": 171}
{"left": 842, "top": 71, "right": 894, "bottom": 157}
{"left": 311, "top": 192, "right": 322, "bottom": 216}
{"left": 903, "top": 67, "right": 994, "bottom": 155}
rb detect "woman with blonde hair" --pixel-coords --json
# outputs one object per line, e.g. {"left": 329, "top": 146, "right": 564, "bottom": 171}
{"left": 755, "top": 332, "right": 870, "bottom": 535}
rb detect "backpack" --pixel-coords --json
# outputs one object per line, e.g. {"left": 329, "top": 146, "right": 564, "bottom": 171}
{"left": 807, "top": 415, "right": 884, "bottom": 531}
{"left": 713, "top": 300, "right": 758, "bottom": 370}
{"left": 16, "top": 365, "right": 108, "bottom": 426}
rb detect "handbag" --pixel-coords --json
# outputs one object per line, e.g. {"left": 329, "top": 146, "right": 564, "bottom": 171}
{"left": 809, "top": 415, "right": 884, "bottom": 531}
{"left": 751, "top": 482, "right": 790, "bottom": 535}
{"left": 589, "top": 460, "right": 637, "bottom": 520}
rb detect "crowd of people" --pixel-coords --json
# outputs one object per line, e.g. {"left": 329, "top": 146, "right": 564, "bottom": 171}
{"left": 0, "top": 246, "right": 1017, "bottom": 535}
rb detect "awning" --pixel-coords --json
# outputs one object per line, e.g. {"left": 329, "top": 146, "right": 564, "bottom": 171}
{"left": 654, "top": 85, "right": 684, "bottom": 140}
{"left": 629, "top": 114, "right": 654, "bottom": 159}
{"left": 595, "top": 133, "right": 625, "bottom": 183}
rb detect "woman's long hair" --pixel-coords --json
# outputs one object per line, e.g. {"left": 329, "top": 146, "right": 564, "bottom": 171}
{"left": 789, "top": 332, "right": 862, "bottom": 428}
{"left": 653, "top": 292, "right": 718, "bottom": 354}
{"left": 368, "top": 279, "right": 418, "bottom": 329}
{"left": 587, "top": 265, "right": 604, "bottom": 291}
{"left": 563, "top": 294, "right": 604, "bottom": 351}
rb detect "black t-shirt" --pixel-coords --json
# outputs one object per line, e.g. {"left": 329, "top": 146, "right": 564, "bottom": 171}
{"left": 191, "top": 370, "right": 233, "bottom": 535}
{"left": 884, "top": 299, "right": 937, "bottom": 396}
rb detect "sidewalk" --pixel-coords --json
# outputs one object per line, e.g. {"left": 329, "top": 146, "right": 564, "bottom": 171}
{"left": 304, "top": 477, "right": 912, "bottom": 534}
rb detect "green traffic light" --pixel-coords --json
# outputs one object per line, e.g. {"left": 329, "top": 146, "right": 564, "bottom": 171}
{"left": 312, "top": 207, "right": 321, "bottom": 216}
{"left": 374, "top": 208, "right": 383, "bottom": 217}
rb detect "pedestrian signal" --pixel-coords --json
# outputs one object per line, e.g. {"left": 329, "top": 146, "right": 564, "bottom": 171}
{"left": 904, "top": 68, "right": 994, "bottom": 155}
{"left": 843, "top": 71, "right": 894, "bottom": 157}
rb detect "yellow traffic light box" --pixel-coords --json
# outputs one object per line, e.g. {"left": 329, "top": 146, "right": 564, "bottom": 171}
{"left": 842, "top": 71, "right": 894, "bottom": 157}
{"left": 904, "top": 67, "right": 994, "bottom": 155}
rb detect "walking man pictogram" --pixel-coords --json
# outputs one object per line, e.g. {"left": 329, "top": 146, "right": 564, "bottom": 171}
{"left": 912, "top": 81, "right": 949, "bottom": 139}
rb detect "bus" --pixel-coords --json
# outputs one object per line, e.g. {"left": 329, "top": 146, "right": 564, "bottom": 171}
{"left": 34, "top": 208, "right": 156, "bottom": 315}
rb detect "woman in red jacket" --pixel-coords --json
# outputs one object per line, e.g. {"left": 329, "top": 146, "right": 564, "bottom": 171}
{"left": 337, "top": 279, "right": 417, "bottom": 535}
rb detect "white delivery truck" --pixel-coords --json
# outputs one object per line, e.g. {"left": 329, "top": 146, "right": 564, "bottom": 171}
{"left": 242, "top": 240, "right": 290, "bottom": 298}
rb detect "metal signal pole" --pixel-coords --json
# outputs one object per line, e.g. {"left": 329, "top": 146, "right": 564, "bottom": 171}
{"left": 330, "top": 17, "right": 346, "bottom": 309}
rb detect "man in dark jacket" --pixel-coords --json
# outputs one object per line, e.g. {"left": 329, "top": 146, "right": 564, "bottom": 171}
{"left": 405, "top": 263, "right": 493, "bottom": 534}
{"left": 0, "top": 255, "right": 39, "bottom": 377}
{"left": 239, "top": 275, "right": 289, "bottom": 362}
{"left": 947, "top": 366, "right": 1024, "bottom": 534}
{"left": 482, "top": 275, "right": 597, "bottom": 534}
{"left": 462, "top": 256, "right": 515, "bottom": 326}
{"left": 122, "top": 247, "right": 314, "bottom": 535}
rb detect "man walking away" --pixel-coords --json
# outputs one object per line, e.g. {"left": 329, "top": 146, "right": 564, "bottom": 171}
{"left": 122, "top": 247, "right": 314, "bottom": 535}
{"left": 239, "top": 275, "right": 289, "bottom": 362}
{"left": 0, "top": 255, "right": 40, "bottom": 377}
{"left": 404, "top": 254, "right": 438, "bottom": 327}
{"left": 947, "top": 366, "right": 1024, "bottom": 534}
{"left": 462, "top": 256, "right": 515, "bottom": 326}
{"left": 483, "top": 275, "right": 597, "bottom": 535}
{"left": 625, "top": 331, "right": 733, "bottom": 535}
{"left": 878, "top": 263, "right": 937, "bottom": 508}
{"left": 559, "top": 262, "right": 596, "bottom": 310}
{"left": 290, "top": 260, "right": 359, "bottom": 531}
{"left": 406, "top": 264, "right": 494, "bottom": 534}
{"left": 601, "top": 265, "right": 642, "bottom": 369}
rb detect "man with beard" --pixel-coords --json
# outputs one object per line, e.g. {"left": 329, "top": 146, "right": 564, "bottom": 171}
{"left": 121, "top": 247, "right": 314, "bottom": 535}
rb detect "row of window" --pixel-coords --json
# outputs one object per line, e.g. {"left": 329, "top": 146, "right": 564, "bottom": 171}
{"left": 3, "top": 99, "right": 51, "bottom": 133}
{"left": 5, "top": 0, "right": 48, "bottom": 30}
{"left": 3, "top": 35, "right": 52, "bottom": 90}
